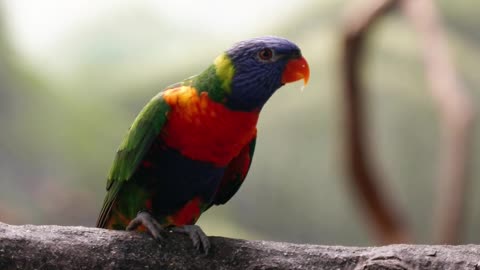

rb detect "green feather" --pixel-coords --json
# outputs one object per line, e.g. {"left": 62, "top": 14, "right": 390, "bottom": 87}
{"left": 96, "top": 93, "right": 170, "bottom": 227}
{"left": 108, "top": 94, "right": 170, "bottom": 184}
{"left": 213, "top": 53, "right": 235, "bottom": 94}
{"left": 192, "top": 53, "right": 234, "bottom": 103}
{"left": 97, "top": 55, "right": 235, "bottom": 228}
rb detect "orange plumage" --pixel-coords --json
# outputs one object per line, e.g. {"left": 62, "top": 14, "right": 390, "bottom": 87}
{"left": 161, "top": 86, "right": 259, "bottom": 167}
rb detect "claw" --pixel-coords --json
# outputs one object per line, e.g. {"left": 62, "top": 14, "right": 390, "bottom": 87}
{"left": 126, "top": 211, "right": 165, "bottom": 241}
{"left": 170, "top": 225, "right": 210, "bottom": 255}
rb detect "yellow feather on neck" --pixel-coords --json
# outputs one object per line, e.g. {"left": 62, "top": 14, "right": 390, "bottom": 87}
{"left": 214, "top": 53, "right": 235, "bottom": 94}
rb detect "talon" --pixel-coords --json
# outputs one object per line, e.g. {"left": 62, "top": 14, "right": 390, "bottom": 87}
{"left": 127, "top": 211, "right": 165, "bottom": 241}
{"left": 171, "top": 225, "right": 210, "bottom": 254}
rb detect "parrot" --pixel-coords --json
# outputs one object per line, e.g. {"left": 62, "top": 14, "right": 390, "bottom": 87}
{"left": 96, "top": 36, "right": 310, "bottom": 254}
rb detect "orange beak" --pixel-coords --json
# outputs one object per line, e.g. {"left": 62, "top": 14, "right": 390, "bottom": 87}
{"left": 281, "top": 56, "right": 310, "bottom": 85}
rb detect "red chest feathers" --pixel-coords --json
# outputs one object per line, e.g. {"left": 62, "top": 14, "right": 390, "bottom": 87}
{"left": 161, "top": 87, "right": 258, "bottom": 167}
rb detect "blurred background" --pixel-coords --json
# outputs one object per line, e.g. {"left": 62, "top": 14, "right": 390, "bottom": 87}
{"left": 0, "top": 0, "right": 478, "bottom": 245}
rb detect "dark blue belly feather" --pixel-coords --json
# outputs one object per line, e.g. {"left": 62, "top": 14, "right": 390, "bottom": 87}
{"left": 132, "top": 139, "right": 225, "bottom": 216}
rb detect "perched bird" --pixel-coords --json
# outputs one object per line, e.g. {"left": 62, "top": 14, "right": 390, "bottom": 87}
{"left": 96, "top": 36, "right": 309, "bottom": 254}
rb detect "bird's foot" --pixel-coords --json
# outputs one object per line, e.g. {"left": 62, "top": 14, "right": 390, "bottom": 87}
{"left": 126, "top": 211, "right": 166, "bottom": 241}
{"left": 170, "top": 225, "right": 210, "bottom": 255}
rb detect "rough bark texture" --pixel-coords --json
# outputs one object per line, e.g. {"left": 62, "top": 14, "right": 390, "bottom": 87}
{"left": 1, "top": 223, "right": 480, "bottom": 270}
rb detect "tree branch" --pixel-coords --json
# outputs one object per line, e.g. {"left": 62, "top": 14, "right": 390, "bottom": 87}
{"left": 400, "top": 0, "right": 476, "bottom": 245}
{"left": 340, "top": 0, "right": 412, "bottom": 244}
{"left": 1, "top": 223, "right": 480, "bottom": 269}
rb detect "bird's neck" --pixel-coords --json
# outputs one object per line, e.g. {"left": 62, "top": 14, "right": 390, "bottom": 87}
{"left": 192, "top": 53, "right": 234, "bottom": 105}
{"left": 192, "top": 53, "right": 268, "bottom": 112}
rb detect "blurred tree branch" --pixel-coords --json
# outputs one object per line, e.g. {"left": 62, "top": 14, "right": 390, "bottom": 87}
{"left": 340, "top": 0, "right": 475, "bottom": 245}
{"left": 400, "top": 0, "right": 476, "bottom": 244}
{"left": 2, "top": 222, "right": 480, "bottom": 270}
{"left": 340, "top": 0, "right": 411, "bottom": 244}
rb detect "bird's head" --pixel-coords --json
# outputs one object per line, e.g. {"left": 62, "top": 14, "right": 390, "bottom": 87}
{"left": 213, "top": 36, "right": 310, "bottom": 111}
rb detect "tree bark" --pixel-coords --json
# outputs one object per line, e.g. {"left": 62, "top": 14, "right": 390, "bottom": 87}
{"left": 1, "top": 223, "right": 479, "bottom": 270}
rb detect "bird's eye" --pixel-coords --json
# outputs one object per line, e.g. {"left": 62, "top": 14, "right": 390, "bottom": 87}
{"left": 258, "top": 48, "right": 273, "bottom": 61}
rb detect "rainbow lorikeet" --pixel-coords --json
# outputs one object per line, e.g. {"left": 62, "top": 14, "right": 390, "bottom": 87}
{"left": 96, "top": 36, "right": 309, "bottom": 254}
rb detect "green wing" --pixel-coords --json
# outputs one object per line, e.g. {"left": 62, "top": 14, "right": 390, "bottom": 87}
{"left": 96, "top": 93, "right": 170, "bottom": 228}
